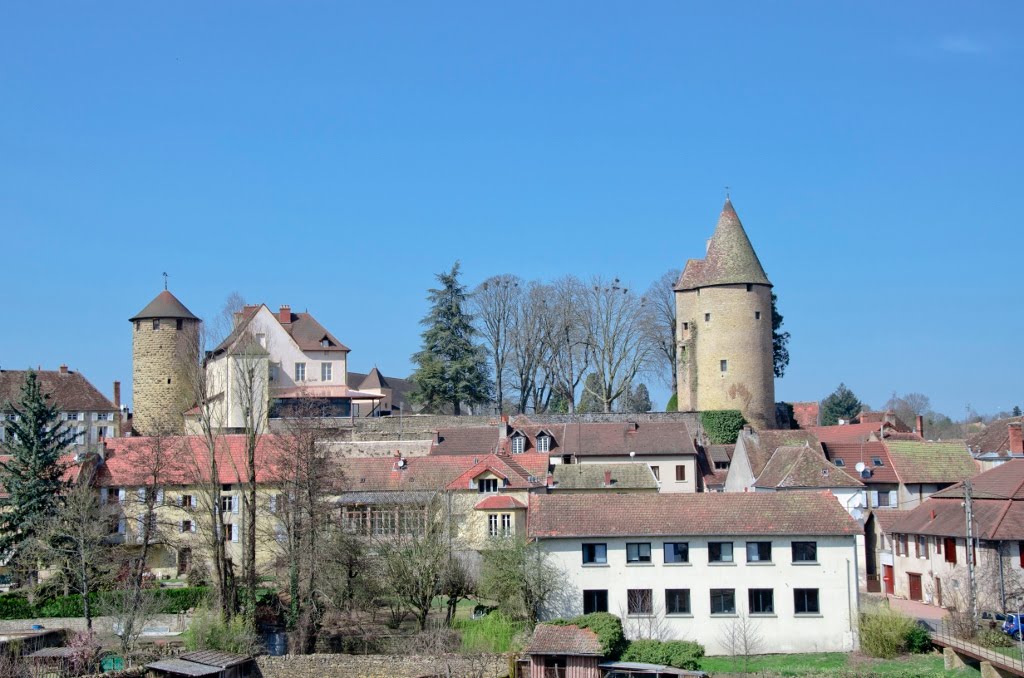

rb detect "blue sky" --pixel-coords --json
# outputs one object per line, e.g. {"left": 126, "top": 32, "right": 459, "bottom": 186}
{"left": 1, "top": 2, "right": 1021, "bottom": 417}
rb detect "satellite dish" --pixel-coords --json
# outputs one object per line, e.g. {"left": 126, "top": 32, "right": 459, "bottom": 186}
{"left": 851, "top": 494, "right": 863, "bottom": 508}
{"left": 855, "top": 462, "right": 866, "bottom": 473}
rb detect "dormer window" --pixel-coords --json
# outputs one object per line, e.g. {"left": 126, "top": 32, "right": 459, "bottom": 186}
{"left": 872, "top": 457, "right": 884, "bottom": 467}
{"left": 537, "top": 435, "right": 551, "bottom": 453}
{"left": 511, "top": 435, "right": 526, "bottom": 454}
{"left": 478, "top": 478, "right": 498, "bottom": 493}
{"left": 321, "top": 337, "right": 331, "bottom": 348}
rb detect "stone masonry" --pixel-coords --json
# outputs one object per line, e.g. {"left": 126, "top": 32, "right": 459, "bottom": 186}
{"left": 132, "top": 317, "right": 198, "bottom": 435}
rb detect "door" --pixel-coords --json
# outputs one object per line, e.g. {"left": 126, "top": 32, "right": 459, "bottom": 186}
{"left": 177, "top": 548, "right": 191, "bottom": 576}
{"left": 883, "top": 565, "right": 895, "bottom": 595}
{"left": 909, "top": 573, "right": 923, "bottom": 602}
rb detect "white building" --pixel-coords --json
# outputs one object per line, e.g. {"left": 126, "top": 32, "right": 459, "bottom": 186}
{"left": 530, "top": 491, "right": 862, "bottom": 656}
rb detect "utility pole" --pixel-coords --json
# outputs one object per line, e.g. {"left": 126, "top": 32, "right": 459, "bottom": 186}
{"left": 965, "top": 479, "right": 978, "bottom": 631}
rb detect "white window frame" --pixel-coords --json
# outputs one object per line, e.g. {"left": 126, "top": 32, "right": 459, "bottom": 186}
{"left": 511, "top": 436, "right": 525, "bottom": 454}
{"left": 294, "top": 362, "right": 306, "bottom": 382}
{"left": 537, "top": 435, "right": 550, "bottom": 453}
{"left": 321, "top": 362, "right": 332, "bottom": 382}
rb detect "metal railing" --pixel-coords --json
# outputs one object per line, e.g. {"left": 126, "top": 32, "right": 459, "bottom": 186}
{"left": 931, "top": 624, "right": 1024, "bottom": 674}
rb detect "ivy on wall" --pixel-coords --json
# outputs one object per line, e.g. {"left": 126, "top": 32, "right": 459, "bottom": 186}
{"left": 700, "top": 410, "right": 746, "bottom": 444}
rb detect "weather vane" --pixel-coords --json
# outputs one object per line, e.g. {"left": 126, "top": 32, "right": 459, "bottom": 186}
{"left": 725, "top": 185, "right": 731, "bottom": 200}
{"left": 162, "top": 272, "right": 168, "bottom": 290}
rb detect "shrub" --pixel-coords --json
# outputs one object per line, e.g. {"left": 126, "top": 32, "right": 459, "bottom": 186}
{"left": 453, "top": 612, "right": 528, "bottom": 653}
{"left": 978, "top": 628, "right": 1013, "bottom": 649}
{"left": 0, "top": 587, "right": 208, "bottom": 620}
{"left": 859, "top": 605, "right": 918, "bottom": 658}
{"left": 182, "top": 607, "right": 260, "bottom": 655}
{"left": 904, "top": 624, "right": 932, "bottom": 653}
{"left": 550, "top": 613, "right": 627, "bottom": 660}
{"left": 621, "top": 639, "right": 705, "bottom": 670}
{"left": 0, "top": 595, "right": 34, "bottom": 620}
{"left": 666, "top": 394, "right": 678, "bottom": 412}
{"left": 700, "top": 410, "right": 746, "bottom": 444}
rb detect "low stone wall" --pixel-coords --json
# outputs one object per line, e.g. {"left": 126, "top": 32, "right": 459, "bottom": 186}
{"left": 0, "top": 613, "right": 189, "bottom": 635}
{"left": 255, "top": 653, "right": 510, "bottom": 678}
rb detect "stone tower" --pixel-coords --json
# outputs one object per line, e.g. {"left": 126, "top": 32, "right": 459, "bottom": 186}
{"left": 130, "top": 290, "right": 200, "bottom": 435}
{"left": 675, "top": 199, "right": 776, "bottom": 429}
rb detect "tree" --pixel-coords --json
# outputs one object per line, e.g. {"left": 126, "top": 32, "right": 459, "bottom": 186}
{"left": 884, "top": 392, "right": 931, "bottom": 429}
{"left": 718, "top": 608, "right": 764, "bottom": 674}
{"left": 0, "top": 370, "right": 74, "bottom": 583}
{"left": 577, "top": 374, "right": 603, "bottom": 414}
{"left": 478, "top": 536, "right": 563, "bottom": 623}
{"left": 471, "top": 275, "right": 522, "bottom": 414}
{"left": 771, "top": 293, "right": 790, "bottom": 378}
{"left": 1014, "top": 406, "right": 1022, "bottom": 417}
{"left": 509, "top": 283, "right": 554, "bottom": 414}
{"left": 820, "top": 383, "right": 863, "bottom": 426}
{"left": 542, "top": 277, "right": 590, "bottom": 413}
{"left": 643, "top": 269, "right": 681, "bottom": 394}
{"left": 411, "top": 262, "right": 492, "bottom": 414}
{"left": 623, "top": 383, "right": 652, "bottom": 414}
{"left": 581, "top": 277, "right": 654, "bottom": 413}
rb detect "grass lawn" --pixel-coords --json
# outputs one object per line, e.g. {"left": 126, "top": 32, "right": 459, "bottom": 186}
{"left": 699, "top": 652, "right": 981, "bottom": 676}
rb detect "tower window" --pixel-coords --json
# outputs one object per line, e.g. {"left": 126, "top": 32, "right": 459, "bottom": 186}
{"left": 705, "top": 313, "right": 711, "bottom": 322}
{"left": 720, "top": 360, "right": 728, "bottom": 373}
{"left": 152, "top": 319, "right": 160, "bottom": 330}
{"left": 167, "top": 377, "right": 172, "bottom": 384}
{"left": 135, "top": 321, "right": 140, "bottom": 331}
{"left": 746, "top": 284, "right": 753, "bottom": 292}
{"left": 176, "top": 319, "right": 183, "bottom": 330}
{"left": 682, "top": 322, "right": 689, "bottom": 330}
{"left": 755, "top": 311, "right": 761, "bottom": 320}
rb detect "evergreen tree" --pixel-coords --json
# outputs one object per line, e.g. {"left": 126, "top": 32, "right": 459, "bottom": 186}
{"left": 623, "top": 383, "right": 652, "bottom": 413}
{"left": 1014, "top": 405, "right": 1022, "bottom": 418}
{"left": 577, "top": 374, "right": 603, "bottom": 414}
{"left": 820, "top": 383, "right": 863, "bottom": 426}
{"left": 772, "top": 293, "right": 790, "bottom": 378}
{"left": 666, "top": 393, "right": 678, "bottom": 412}
{"left": 410, "top": 262, "right": 491, "bottom": 414}
{"left": 0, "top": 371, "right": 74, "bottom": 574}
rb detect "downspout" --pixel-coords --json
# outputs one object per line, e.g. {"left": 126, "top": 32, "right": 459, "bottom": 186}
{"left": 1000, "top": 540, "right": 1007, "bottom": 611}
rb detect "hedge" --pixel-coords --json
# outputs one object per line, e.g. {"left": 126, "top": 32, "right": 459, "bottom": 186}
{"left": 700, "top": 410, "right": 746, "bottom": 444}
{"left": 0, "top": 587, "right": 208, "bottom": 619}
{"left": 621, "top": 639, "right": 705, "bottom": 670}
{"left": 550, "top": 612, "right": 628, "bottom": 660}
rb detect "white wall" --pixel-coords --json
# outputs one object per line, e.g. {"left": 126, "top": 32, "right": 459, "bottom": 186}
{"left": 540, "top": 535, "right": 859, "bottom": 655}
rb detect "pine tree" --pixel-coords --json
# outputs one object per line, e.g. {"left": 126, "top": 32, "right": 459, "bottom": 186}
{"left": 577, "top": 374, "right": 603, "bottom": 414}
{"left": 623, "top": 383, "right": 652, "bottom": 413}
{"left": 771, "top": 293, "right": 790, "bottom": 378}
{"left": 1014, "top": 405, "right": 1022, "bottom": 418}
{"left": 410, "top": 262, "right": 492, "bottom": 414}
{"left": 0, "top": 371, "right": 74, "bottom": 573}
{"left": 820, "top": 383, "right": 863, "bottom": 426}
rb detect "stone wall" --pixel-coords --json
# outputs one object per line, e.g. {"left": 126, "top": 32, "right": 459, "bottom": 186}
{"left": 0, "top": 613, "right": 189, "bottom": 635}
{"left": 132, "top": 318, "right": 198, "bottom": 436}
{"left": 255, "top": 653, "right": 509, "bottom": 678}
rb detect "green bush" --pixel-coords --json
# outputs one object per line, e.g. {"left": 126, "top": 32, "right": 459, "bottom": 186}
{"left": 977, "top": 628, "right": 1012, "bottom": 649}
{"left": 0, "top": 587, "right": 208, "bottom": 620}
{"left": 453, "top": 612, "right": 528, "bottom": 653}
{"left": 904, "top": 624, "right": 932, "bottom": 653}
{"left": 0, "top": 595, "right": 34, "bottom": 619}
{"left": 550, "top": 612, "right": 627, "bottom": 660}
{"left": 859, "top": 606, "right": 918, "bottom": 659}
{"left": 182, "top": 607, "right": 260, "bottom": 655}
{"left": 700, "top": 410, "right": 746, "bottom": 444}
{"left": 622, "top": 639, "right": 705, "bottom": 670}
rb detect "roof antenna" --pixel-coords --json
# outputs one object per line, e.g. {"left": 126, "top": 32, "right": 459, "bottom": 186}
{"left": 162, "top": 272, "right": 169, "bottom": 290}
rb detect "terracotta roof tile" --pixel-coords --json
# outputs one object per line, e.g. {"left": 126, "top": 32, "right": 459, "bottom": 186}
{"left": 551, "top": 463, "right": 657, "bottom": 490}
{"left": 528, "top": 491, "right": 861, "bottom": 538}
{"left": 676, "top": 199, "right": 771, "bottom": 290}
{"left": 474, "top": 495, "right": 526, "bottom": 510}
{"left": 0, "top": 370, "right": 117, "bottom": 413}
{"left": 525, "top": 624, "right": 603, "bottom": 656}
{"left": 810, "top": 422, "right": 892, "bottom": 444}
{"left": 870, "top": 509, "right": 913, "bottom": 536}
{"left": 739, "top": 429, "right": 823, "bottom": 478}
{"left": 822, "top": 441, "right": 899, "bottom": 484}
{"left": 129, "top": 290, "right": 198, "bottom": 321}
{"left": 882, "top": 440, "right": 977, "bottom": 485}
{"left": 968, "top": 416, "right": 1024, "bottom": 454}
{"left": 756, "top": 446, "right": 864, "bottom": 489}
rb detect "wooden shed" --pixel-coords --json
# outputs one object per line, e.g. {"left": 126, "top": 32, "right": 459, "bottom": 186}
{"left": 524, "top": 624, "right": 603, "bottom": 678}
{"left": 146, "top": 650, "right": 254, "bottom": 678}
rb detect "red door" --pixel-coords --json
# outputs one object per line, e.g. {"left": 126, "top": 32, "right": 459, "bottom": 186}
{"left": 883, "top": 565, "right": 895, "bottom": 595}
{"left": 909, "top": 573, "right": 923, "bottom": 601}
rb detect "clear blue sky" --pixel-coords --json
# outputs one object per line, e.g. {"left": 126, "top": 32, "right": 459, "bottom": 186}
{"left": 2, "top": 2, "right": 1021, "bottom": 418}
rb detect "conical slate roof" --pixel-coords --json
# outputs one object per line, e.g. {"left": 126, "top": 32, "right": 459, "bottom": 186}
{"left": 676, "top": 199, "right": 771, "bottom": 290}
{"left": 129, "top": 290, "right": 199, "bottom": 321}
{"left": 359, "top": 367, "right": 391, "bottom": 389}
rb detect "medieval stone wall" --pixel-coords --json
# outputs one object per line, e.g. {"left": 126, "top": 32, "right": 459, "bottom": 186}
{"left": 131, "top": 318, "right": 198, "bottom": 435}
{"left": 254, "top": 653, "right": 509, "bottom": 678}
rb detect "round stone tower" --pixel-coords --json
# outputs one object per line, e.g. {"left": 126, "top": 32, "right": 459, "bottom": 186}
{"left": 675, "top": 199, "right": 776, "bottom": 429}
{"left": 130, "top": 290, "right": 200, "bottom": 435}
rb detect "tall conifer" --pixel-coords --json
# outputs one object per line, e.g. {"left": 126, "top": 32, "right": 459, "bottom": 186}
{"left": 0, "top": 371, "right": 74, "bottom": 568}
{"left": 410, "top": 262, "right": 491, "bottom": 414}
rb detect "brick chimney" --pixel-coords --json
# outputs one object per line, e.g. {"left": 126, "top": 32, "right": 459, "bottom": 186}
{"left": 113, "top": 381, "right": 121, "bottom": 410}
{"left": 278, "top": 305, "right": 291, "bottom": 324}
{"left": 916, "top": 415, "right": 924, "bottom": 439}
{"left": 1009, "top": 422, "right": 1023, "bottom": 455}
{"left": 604, "top": 470, "right": 612, "bottom": 486}
{"left": 546, "top": 474, "right": 554, "bottom": 488}
{"left": 59, "top": 364, "right": 68, "bottom": 374}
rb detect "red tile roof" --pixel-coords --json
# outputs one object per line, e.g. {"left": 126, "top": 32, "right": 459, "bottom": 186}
{"left": 739, "top": 429, "right": 824, "bottom": 478}
{"left": 822, "top": 441, "right": 899, "bottom": 484}
{"left": 968, "top": 416, "right": 1024, "bottom": 454}
{"left": 755, "top": 446, "right": 864, "bottom": 489}
{"left": 528, "top": 491, "right": 861, "bottom": 538}
{"left": 870, "top": 509, "right": 913, "bottom": 536}
{"left": 0, "top": 370, "right": 117, "bottom": 413}
{"left": 474, "top": 495, "right": 526, "bottom": 510}
{"left": 525, "top": 624, "right": 603, "bottom": 656}
{"left": 882, "top": 440, "right": 977, "bottom": 485}
{"left": 810, "top": 422, "right": 892, "bottom": 444}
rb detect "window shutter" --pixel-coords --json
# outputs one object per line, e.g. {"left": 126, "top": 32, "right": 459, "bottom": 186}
{"left": 191, "top": 495, "right": 197, "bottom": 508}
{"left": 100, "top": 488, "right": 109, "bottom": 505}
{"left": 136, "top": 515, "right": 145, "bottom": 542}
{"left": 177, "top": 495, "right": 183, "bottom": 507}
{"left": 117, "top": 519, "right": 126, "bottom": 534}
{"left": 190, "top": 521, "right": 197, "bottom": 533}
{"left": 157, "top": 488, "right": 165, "bottom": 505}
{"left": 179, "top": 520, "right": 184, "bottom": 533}
{"left": 870, "top": 491, "right": 879, "bottom": 507}
{"left": 269, "top": 495, "right": 277, "bottom": 514}
{"left": 232, "top": 495, "right": 239, "bottom": 514}
{"left": 137, "top": 487, "right": 146, "bottom": 502}
{"left": 231, "top": 524, "right": 239, "bottom": 543}
{"left": 889, "top": 490, "right": 898, "bottom": 507}
{"left": 118, "top": 489, "right": 126, "bottom": 504}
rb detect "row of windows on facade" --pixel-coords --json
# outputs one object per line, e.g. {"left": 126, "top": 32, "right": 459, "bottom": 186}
{"left": 286, "top": 362, "right": 333, "bottom": 382}
{"left": 135, "top": 319, "right": 187, "bottom": 331}
{"left": 581, "top": 540, "right": 818, "bottom": 565}
{"left": 681, "top": 307, "right": 763, "bottom": 333}
{"left": 889, "top": 534, "right": 1016, "bottom": 567}
{"left": 109, "top": 514, "right": 244, "bottom": 543}
{"left": 582, "top": 587, "right": 821, "bottom": 617}
{"left": 98, "top": 487, "right": 293, "bottom": 516}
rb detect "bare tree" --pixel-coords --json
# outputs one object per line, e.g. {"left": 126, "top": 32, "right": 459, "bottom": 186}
{"left": 477, "top": 535, "right": 564, "bottom": 624}
{"left": 509, "top": 282, "right": 552, "bottom": 414}
{"left": 718, "top": 607, "right": 764, "bottom": 674}
{"left": 619, "top": 591, "right": 671, "bottom": 641}
{"left": 643, "top": 269, "right": 680, "bottom": 396}
{"left": 542, "top": 277, "right": 590, "bottom": 413}
{"left": 581, "top": 276, "right": 654, "bottom": 413}
{"left": 472, "top": 275, "right": 522, "bottom": 413}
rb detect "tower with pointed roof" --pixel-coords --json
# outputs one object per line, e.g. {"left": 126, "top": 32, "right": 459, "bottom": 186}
{"left": 675, "top": 199, "right": 776, "bottom": 428}
{"left": 129, "top": 290, "right": 200, "bottom": 435}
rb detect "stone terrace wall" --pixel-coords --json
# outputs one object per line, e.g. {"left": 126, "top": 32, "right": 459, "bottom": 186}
{"left": 0, "top": 613, "right": 188, "bottom": 635}
{"left": 346, "top": 411, "right": 701, "bottom": 441}
{"left": 255, "top": 653, "right": 509, "bottom": 678}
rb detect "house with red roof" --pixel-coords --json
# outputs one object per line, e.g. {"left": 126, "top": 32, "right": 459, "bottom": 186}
{"left": 886, "top": 459, "right": 1024, "bottom": 610}
{"left": 530, "top": 491, "right": 862, "bottom": 655}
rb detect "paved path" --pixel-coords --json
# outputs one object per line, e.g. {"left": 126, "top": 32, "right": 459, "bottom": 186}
{"left": 885, "top": 595, "right": 948, "bottom": 628}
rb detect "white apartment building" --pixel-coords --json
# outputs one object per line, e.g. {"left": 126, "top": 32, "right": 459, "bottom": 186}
{"left": 530, "top": 491, "right": 862, "bottom": 655}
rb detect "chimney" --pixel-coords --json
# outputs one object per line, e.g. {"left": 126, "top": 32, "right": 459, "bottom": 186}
{"left": 916, "top": 415, "right": 924, "bottom": 439}
{"left": 742, "top": 424, "right": 753, "bottom": 435}
{"left": 113, "top": 381, "right": 121, "bottom": 409}
{"left": 59, "top": 364, "right": 68, "bottom": 375}
{"left": 604, "top": 470, "right": 612, "bottom": 486}
{"left": 626, "top": 421, "right": 638, "bottom": 432}
{"left": 278, "top": 305, "right": 291, "bottom": 324}
{"left": 546, "top": 473, "right": 554, "bottom": 488}
{"left": 499, "top": 415, "right": 509, "bottom": 439}
{"left": 1009, "top": 422, "right": 1024, "bottom": 455}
